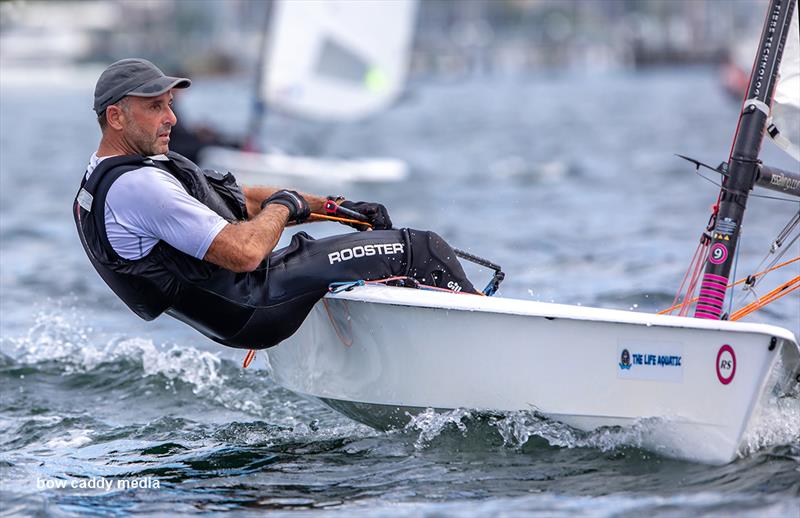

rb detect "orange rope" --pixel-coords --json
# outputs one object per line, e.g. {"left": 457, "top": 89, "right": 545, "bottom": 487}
{"left": 669, "top": 240, "right": 707, "bottom": 316}
{"left": 730, "top": 275, "right": 800, "bottom": 321}
{"left": 323, "top": 298, "right": 353, "bottom": 347}
{"left": 308, "top": 213, "right": 372, "bottom": 228}
{"left": 680, "top": 240, "right": 710, "bottom": 316}
{"left": 658, "top": 256, "right": 800, "bottom": 315}
{"left": 242, "top": 349, "right": 256, "bottom": 369}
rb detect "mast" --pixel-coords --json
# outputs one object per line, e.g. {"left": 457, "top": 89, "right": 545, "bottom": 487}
{"left": 694, "top": 0, "right": 797, "bottom": 320}
{"left": 244, "top": 0, "right": 274, "bottom": 151}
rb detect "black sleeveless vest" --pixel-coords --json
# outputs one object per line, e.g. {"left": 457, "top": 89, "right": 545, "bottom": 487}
{"left": 73, "top": 152, "right": 271, "bottom": 349}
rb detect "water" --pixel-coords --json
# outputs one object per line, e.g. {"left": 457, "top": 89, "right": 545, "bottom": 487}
{"left": 1, "top": 65, "right": 799, "bottom": 516}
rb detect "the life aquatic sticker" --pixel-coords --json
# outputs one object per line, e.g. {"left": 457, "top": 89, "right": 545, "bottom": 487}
{"left": 617, "top": 341, "right": 684, "bottom": 382}
{"left": 709, "top": 243, "right": 728, "bottom": 264}
{"left": 716, "top": 344, "right": 736, "bottom": 385}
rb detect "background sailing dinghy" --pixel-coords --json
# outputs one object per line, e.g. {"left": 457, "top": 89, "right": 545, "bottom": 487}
{"left": 265, "top": 0, "right": 800, "bottom": 465}
{"left": 201, "top": 0, "right": 417, "bottom": 185}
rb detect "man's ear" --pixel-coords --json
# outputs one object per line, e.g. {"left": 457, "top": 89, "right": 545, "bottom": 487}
{"left": 106, "top": 105, "right": 125, "bottom": 130}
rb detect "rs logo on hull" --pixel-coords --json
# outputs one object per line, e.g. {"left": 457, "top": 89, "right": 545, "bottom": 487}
{"left": 716, "top": 344, "right": 736, "bottom": 385}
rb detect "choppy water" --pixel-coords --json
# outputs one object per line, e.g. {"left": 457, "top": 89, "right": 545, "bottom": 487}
{"left": 1, "top": 65, "right": 799, "bottom": 516}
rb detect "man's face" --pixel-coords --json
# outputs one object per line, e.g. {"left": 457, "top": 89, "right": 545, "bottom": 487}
{"left": 118, "top": 91, "right": 177, "bottom": 156}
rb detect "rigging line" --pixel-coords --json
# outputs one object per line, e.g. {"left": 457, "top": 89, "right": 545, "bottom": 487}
{"left": 746, "top": 284, "right": 761, "bottom": 304}
{"left": 750, "top": 193, "right": 800, "bottom": 203}
{"left": 694, "top": 170, "right": 722, "bottom": 188}
{"left": 323, "top": 298, "right": 353, "bottom": 347}
{"left": 365, "top": 276, "right": 486, "bottom": 296}
{"left": 736, "top": 232, "right": 800, "bottom": 309}
{"left": 681, "top": 241, "right": 709, "bottom": 317}
{"left": 730, "top": 276, "right": 800, "bottom": 321}
{"left": 772, "top": 210, "right": 800, "bottom": 249}
{"left": 781, "top": 235, "right": 800, "bottom": 266}
{"left": 692, "top": 169, "right": 760, "bottom": 199}
{"left": 658, "top": 255, "right": 800, "bottom": 315}
{"left": 242, "top": 349, "right": 256, "bottom": 369}
{"left": 728, "top": 235, "right": 742, "bottom": 316}
{"left": 693, "top": 170, "right": 799, "bottom": 203}
{"left": 748, "top": 211, "right": 800, "bottom": 284}
{"left": 308, "top": 213, "right": 372, "bottom": 227}
{"left": 688, "top": 241, "right": 711, "bottom": 315}
{"left": 752, "top": 232, "right": 800, "bottom": 285}
{"left": 679, "top": 207, "right": 799, "bottom": 317}
{"left": 668, "top": 241, "right": 704, "bottom": 314}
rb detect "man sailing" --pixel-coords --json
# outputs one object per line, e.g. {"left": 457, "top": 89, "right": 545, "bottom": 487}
{"left": 74, "top": 59, "right": 477, "bottom": 350}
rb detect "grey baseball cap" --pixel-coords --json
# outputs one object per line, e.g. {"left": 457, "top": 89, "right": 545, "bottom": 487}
{"left": 93, "top": 58, "right": 191, "bottom": 115}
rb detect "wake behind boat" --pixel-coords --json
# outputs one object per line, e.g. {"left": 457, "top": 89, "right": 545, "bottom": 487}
{"left": 264, "top": 0, "right": 800, "bottom": 464}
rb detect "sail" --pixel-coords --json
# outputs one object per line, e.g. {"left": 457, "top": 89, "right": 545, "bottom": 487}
{"left": 769, "top": 7, "right": 799, "bottom": 161}
{"left": 261, "top": 0, "right": 417, "bottom": 122}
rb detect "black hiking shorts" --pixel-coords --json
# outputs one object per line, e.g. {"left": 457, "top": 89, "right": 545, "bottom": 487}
{"left": 224, "top": 228, "right": 476, "bottom": 349}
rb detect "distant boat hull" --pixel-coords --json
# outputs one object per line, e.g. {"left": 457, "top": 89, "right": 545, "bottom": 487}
{"left": 200, "top": 146, "right": 409, "bottom": 185}
{"left": 267, "top": 285, "right": 800, "bottom": 465}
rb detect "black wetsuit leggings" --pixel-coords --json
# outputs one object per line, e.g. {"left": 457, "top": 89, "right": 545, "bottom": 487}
{"left": 225, "top": 228, "right": 475, "bottom": 349}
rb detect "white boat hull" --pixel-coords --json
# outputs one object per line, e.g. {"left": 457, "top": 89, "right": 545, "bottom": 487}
{"left": 266, "top": 285, "right": 800, "bottom": 464}
{"left": 199, "top": 146, "right": 409, "bottom": 185}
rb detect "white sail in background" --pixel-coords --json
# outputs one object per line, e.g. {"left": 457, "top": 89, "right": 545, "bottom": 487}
{"left": 262, "top": 0, "right": 417, "bottom": 122}
{"left": 769, "top": 8, "right": 799, "bottom": 161}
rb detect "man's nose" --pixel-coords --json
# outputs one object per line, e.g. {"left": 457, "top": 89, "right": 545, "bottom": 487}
{"left": 166, "top": 106, "right": 177, "bottom": 126}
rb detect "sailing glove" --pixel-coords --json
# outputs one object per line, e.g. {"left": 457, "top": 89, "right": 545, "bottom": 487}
{"left": 261, "top": 190, "right": 310, "bottom": 223}
{"left": 340, "top": 200, "right": 393, "bottom": 231}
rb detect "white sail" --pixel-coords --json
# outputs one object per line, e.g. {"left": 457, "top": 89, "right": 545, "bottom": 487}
{"left": 769, "top": 8, "right": 800, "bottom": 161}
{"left": 262, "top": 0, "right": 417, "bottom": 122}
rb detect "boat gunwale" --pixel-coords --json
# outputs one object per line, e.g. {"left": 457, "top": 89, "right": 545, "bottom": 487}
{"left": 325, "top": 285, "right": 798, "bottom": 343}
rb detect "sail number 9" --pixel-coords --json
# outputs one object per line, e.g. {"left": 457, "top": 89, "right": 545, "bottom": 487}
{"left": 709, "top": 243, "right": 728, "bottom": 265}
